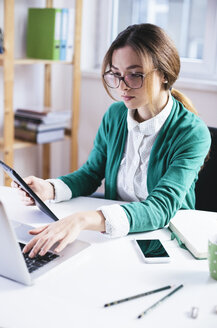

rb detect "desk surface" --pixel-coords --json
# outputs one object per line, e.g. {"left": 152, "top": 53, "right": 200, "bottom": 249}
{"left": 0, "top": 186, "right": 216, "bottom": 328}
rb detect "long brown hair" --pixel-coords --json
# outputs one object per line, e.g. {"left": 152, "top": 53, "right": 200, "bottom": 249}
{"left": 102, "top": 23, "right": 197, "bottom": 115}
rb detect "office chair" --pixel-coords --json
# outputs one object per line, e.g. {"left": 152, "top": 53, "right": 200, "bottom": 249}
{"left": 195, "top": 127, "right": 217, "bottom": 212}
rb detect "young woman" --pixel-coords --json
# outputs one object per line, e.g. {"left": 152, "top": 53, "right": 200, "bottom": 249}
{"left": 13, "top": 23, "right": 211, "bottom": 258}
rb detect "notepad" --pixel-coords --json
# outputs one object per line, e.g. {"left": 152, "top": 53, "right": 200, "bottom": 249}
{"left": 169, "top": 210, "right": 217, "bottom": 259}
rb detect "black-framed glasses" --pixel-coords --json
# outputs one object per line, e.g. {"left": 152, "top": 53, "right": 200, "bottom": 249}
{"left": 103, "top": 69, "right": 157, "bottom": 89}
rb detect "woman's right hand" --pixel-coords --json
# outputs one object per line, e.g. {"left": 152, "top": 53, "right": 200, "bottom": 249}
{"left": 11, "top": 176, "right": 55, "bottom": 206}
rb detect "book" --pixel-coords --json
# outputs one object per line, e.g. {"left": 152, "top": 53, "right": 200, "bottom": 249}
{"left": 26, "top": 8, "right": 61, "bottom": 60}
{"left": 14, "top": 119, "right": 68, "bottom": 132}
{"left": 15, "top": 127, "right": 65, "bottom": 144}
{"left": 15, "top": 108, "right": 71, "bottom": 125}
{"left": 169, "top": 209, "right": 217, "bottom": 259}
{"left": 66, "top": 8, "right": 75, "bottom": 62}
{"left": 60, "top": 9, "right": 68, "bottom": 61}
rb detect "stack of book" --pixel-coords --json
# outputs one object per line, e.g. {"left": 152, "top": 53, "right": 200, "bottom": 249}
{"left": 26, "top": 8, "right": 75, "bottom": 61}
{"left": 14, "top": 108, "right": 71, "bottom": 144}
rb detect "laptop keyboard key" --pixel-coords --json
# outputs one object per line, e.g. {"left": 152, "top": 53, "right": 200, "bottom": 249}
{"left": 19, "top": 242, "right": 59, "bottom": 273}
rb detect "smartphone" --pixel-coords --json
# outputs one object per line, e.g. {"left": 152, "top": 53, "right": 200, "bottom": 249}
{"left": 0, "top": 160, "right": 59, "bottom": 222}
{"left": 135, "top": 239, "right": 171, "bottom": 263}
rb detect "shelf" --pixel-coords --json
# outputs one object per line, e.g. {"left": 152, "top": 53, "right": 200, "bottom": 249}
{"left": 14, "top": 58, "right": 74, "bottom": 65}
{"left": 1, "top": 0, "right": 82, "bottom": 185}
{"left": 0, "top": 138, "right": 35, "bottom": 150}
{"left": 0, "top": 135, "right": 71, "bottom": 151}
{"left": 0, "top": 56, "right": 74, "bottom": 66}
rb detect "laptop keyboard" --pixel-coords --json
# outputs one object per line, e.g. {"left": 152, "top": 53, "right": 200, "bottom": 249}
{"left": 19, "top": 242, "right": 59, "bottom": 273}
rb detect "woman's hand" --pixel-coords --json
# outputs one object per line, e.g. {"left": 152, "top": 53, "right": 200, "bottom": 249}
{"left": 23, "top": 210, "right": 106, "bottom": 257}
{"left": 11, "top": 176, "right": 55, "bottom": 205}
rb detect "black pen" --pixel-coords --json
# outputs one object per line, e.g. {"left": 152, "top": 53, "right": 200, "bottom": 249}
{"left": 137, "top": 284, "right": 184, "bottom": 319}
{"left": 104, "top": 285, "right": 172, "bottom": 307}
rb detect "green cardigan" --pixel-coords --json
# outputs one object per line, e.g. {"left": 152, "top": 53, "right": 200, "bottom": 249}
{"left": 59, "top": 97, "right": 211, "bottom": 233}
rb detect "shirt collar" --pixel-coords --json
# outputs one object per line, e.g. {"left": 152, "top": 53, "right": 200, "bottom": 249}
{"left": 127, "top": 92, "right": 173, "bottom": 135}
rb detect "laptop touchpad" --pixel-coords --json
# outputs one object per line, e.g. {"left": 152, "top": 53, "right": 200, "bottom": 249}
{"left": 12, "top": 220, "right": 35, "bottom": 243}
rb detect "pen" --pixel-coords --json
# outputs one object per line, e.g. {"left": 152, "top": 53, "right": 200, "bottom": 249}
{"left": 137, "top": 284, "right": 184, "bottom": 319}
{"left": 104, "top": 285, "right": 172, "bottom": 307}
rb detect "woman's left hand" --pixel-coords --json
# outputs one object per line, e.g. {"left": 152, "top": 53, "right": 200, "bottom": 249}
{"left": 23, "top": 210, "right": 105, "bottom": 258}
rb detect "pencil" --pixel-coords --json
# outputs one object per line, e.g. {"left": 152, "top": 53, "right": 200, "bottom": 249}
{"left": 104, "top": 285, "right": 172, "bottom": 308}
{"left": 137, "top": 284, "right": 184, "bottom": 319}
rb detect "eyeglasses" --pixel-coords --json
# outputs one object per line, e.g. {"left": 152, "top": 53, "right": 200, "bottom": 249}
{"left": 103, "top": 69, "right": 157, "bottom": 89}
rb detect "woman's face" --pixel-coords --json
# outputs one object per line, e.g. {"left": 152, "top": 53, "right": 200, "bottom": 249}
{"left": 111, "top": 45, "right": 167, "bottom": 118}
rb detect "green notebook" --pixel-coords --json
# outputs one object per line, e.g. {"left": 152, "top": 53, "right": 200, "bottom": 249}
{"left": 26, "top": 8, "right": 61, "bottom": 60}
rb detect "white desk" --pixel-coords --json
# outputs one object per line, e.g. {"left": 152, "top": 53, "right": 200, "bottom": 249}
{"left": 0, "top": 186, "right": 216, "bottom": 328}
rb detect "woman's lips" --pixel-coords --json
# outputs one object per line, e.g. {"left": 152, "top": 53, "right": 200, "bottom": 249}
{"left": 121, "top": 95, "right": 135, "bottom": 101}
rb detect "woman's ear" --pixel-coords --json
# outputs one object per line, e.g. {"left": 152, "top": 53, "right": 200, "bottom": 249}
{"left": 163, "top": 73, "right": 168, "bottom": 84}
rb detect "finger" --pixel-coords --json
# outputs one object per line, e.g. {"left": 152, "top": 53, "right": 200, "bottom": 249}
{"left": 23, "top": 236, "right": 40, "bottom": 254}
{"left": 18, "top": 189, "right": 30, "bottom": 199}
{"left": 11, "top": 181, "right": 19, "bottom": 188}
{"left": 29, "top": 229, "right": 64, "bottom": 257}
{"left": 22, "top": 199, "right": 34, "bottom": 206}
{"left": 23, "top": 176, "right": 37, "bottom": 189}
{"left": 23, "top": 176, "right": 34, "bottom": 185}
{"left": 23, "top": 200, "right": 35, "bottom": 206}
{"left": 28, "top": 224, "right": 59, "bottom": 257}
{"left": 28, "top": 235, "right": 50, "bottom": 258}
{"left": 29, "top": 225, "right": 49, "bottom": 235}
{"left": 20, "top": 189, "right": 32, "bottom": 199}
{"left": 22, "top": 197, "right": 35, "bottom": 206}
{"left": 39, "top": 233, "right": 63, "bottom": 256}
{"left": 19, "top": 190, "right": 35, "bottom": 205}
{"left": 22, "top": 226, "right": 48, "bottom": 253}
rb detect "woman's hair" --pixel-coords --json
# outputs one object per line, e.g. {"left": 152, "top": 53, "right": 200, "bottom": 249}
{"left": 102, "top": 23, "right": 197, "bottom": 115}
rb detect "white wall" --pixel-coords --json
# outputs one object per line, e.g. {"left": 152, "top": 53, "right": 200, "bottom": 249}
{"left": 176, "top": 84, "right": 217, "bottom": 127}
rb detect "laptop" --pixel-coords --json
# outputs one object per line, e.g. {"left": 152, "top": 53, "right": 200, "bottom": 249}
{"left": 0, "top": 199, "right": 91, "bottom": 286}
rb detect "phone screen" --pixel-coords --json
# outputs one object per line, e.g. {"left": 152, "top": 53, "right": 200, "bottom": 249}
{"left": 136, "top": 239, "right": 169, "bottom": 258}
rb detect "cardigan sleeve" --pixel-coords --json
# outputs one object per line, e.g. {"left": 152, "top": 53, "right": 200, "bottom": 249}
{"left": 57, "top": 111, "right": 108, "bottom": 198}
{"left": 120, "top": 119, "right": 211, "bottom": 233}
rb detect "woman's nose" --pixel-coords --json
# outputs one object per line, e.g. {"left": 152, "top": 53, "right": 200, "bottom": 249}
{"left": 119, "top": 79, "right": 130, "bottom": 91}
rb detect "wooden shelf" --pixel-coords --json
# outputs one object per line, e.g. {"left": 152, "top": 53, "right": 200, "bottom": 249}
{"left": 0, "top": 56, "right": 74, "bottom": 66}
{"left": 0, "top": 134, "right": 71, "bottom": 151}
{"left": 0, "top": 138, "right": 35, "bottom": 150}
{"left": 14, "top": 58, "right": 74, "bottom": 65}
{"left": 1, "top": 0, "right": 82, "bottom": 185}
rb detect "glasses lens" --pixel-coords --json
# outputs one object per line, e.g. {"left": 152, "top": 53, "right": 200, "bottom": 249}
{"left": 125, "top": 74, "right": 143, "bottom": 89}
{"left": 104, "top": 73, "right": 119, "bottom": 88}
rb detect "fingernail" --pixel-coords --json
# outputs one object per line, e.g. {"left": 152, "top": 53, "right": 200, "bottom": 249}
{"left": 39, "top": 250, "right": 45, "bottom": 256}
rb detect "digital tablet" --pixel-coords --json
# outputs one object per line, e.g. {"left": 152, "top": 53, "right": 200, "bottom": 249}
{"left": 0, "top": 160, "right": 58, "bottom": 221}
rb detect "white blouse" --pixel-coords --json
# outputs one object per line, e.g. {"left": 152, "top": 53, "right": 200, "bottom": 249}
{"left": 48, "top": 93, "right": 173, "bottom": 238}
